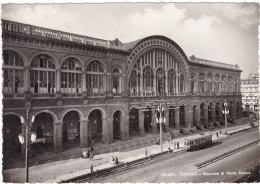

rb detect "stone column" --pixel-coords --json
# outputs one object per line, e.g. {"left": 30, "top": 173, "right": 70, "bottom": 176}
{"left": 121, "top": 115, "right": 130, "bottom": 140}
{"left": 82, "top": 71, "right": 86, "bottom": 93}
{"left": 53, "top": 121, "right": 63, "bottom": 153}
{"left": 176, "top": 75, "right": 179, "bottom": 95}
{"left": 140, "top": 73, "right": 143, "bottom": 96}
{"left": 164, "top": 108, "right": 169, "bottom": 131}
{"left": 195, "top": 109, "right": 200, "bottom": 126}
{"left": 80, "top": 119, "right": 88, "bottom": 148}
{"left": 56, "top": 67, "right": 61, "bottom": 92}
{"left": 136, "top": 73, "right": 139, "bottom": 94}
{"left": 165, "top": 72, "right": 168, "bottom": 95}
{"left": 185, "top": 106, "right": 190, "bottom": 128}
{"left": 211, "top": 107, "right": 216, "bottom": 124}
{"left": 24, "top": 65, "right": 30, "bottom": 92}
{"left": 138, "top": 109, "right": 144, "bottom": 136}
{"left": 152, "top": 110, "right": 158, "bottom": 134}
{"left": 175, "top": 107, "right": 180, "bottom": 129}
{"left": 106, "top": 73, "right": 113, "bottom": 97}
{"left": 153, "top": 75, "right": 156, "bottom": 95}
{"left": 102, "top": 117, "right": 113, "bottom": 144}
{"left": 203, "top": 107, "right": 208, "bottom": 125}
{"left": 103, "top": 74, "right": 107, "bottom": 94}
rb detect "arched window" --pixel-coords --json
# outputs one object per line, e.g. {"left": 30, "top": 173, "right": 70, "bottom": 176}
{"left": 112, "top": 68, "right": 120, "bottom": 93}
{"left": 61, "top": 58, "right": 82, "bottom": 95}
{"left": 2, "top": 50, "right": 24, "bottom": 96}
{"left": 168, "top": 69, "right": 176, "bottom": 94}
{"left": 86, "top": 60, "right": 104, "bottom": 94}
{"left": 228, "top": 76, "right": 233, "bottom": 92}
{"left": 198, "top": 73, "right": 205, "bottom": 93}
{"left": 156, "top": 68, "right": 165, "bottom": 94}
{"left": 30, "top": 55, "right": 56, "bottom": 95}
{"left": 207, "top": 74, "right": 213, "bottom": 93}
{"left": 222, "top": 75, "right": 226, "bottom": 93}
{"left": 143, "top": 66, "right": 153, "bottom": 94}
{"left": 214, "top": 74, "right": 220, "bottom": 93}
{"left": 129, "top": 70, "right": 137, "bottom": 94}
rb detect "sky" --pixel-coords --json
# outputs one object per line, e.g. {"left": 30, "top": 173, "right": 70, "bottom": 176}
{"left": 1, "top": 2, "right": 259, "bottom": 79}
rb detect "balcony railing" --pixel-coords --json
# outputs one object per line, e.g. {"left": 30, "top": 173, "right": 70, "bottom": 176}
{"left": 3, "top": 93, "right": 25, "bottom": 99}
{"left": 31, "top": 93, "right": 56, "bottom": 98}
{"left": 62, "top": 93, "right": 83, "bottom": 98}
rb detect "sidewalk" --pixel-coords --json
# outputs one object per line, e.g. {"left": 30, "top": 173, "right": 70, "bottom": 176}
{"left": 3, "top": 119, "right": 256, "bottom": 183}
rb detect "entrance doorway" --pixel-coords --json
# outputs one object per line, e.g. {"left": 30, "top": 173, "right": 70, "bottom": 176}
{"left": 180, "top": 105, "right": 185, "bottom": 128}
{"left": 113, "top": 111, "right": 121, "bottom": 140}
{"left": 129, "top": 108, "right": 139, "bottom": 135}
{"left": 62, "top": 111, "right": 80, "bottom": 149}
{"left": 169, "top": 107, "right": 175, "bottom": 129}
{"left": 144, "top": 108, "right": 152, "bottom": 133}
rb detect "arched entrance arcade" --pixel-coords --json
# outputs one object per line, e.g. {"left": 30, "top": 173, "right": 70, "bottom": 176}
{"left": 113, "top": 111, "right": 121, "bottom": 140}
{"left": 62, "top": 111, "right": 80, "bottom": 149}
{"left": 3, "top": 114, "right": 22, "bottom": 158}
{"left": 169, "top": 106, "right": 175, "bottom": 129}
{"left": 31, "top": 112, "right": 54, "bottom": 152}
{"left": 192, "top": 105, "right": 199, "bottom": 127}
{"left": 180, "top": 105, "right": 185, "bottom": 128}
{"left": 88, "top": 110, "right": 103, "bottom": 143}
{"left": 144, "top": 107, "right": 153, "bottom": 133}
{"left": 129, "top": 107, "right": 139, "bottom": 136}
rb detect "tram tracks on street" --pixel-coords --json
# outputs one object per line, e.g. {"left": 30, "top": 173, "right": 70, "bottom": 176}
{"left": 194, "top": 139, "right": 259, "bottom": 169}
{"left": 4, "top": 126, "right": 257, "bottom": 170}
{"left": 60, "top": 148, "right": 185, "bottom": 183}
{"left": 61, "top": 128, "right": 258, "bottom": 183}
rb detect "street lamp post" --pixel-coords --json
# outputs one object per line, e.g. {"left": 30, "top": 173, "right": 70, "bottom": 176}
{"left": 156, "top": 103, "right": 166, "bottom": 152}
{"left": 223, "top": 100, "right": 229, "bottom": 134}
{"left": 19, "top": 110, "right": 36, "bottom": 183}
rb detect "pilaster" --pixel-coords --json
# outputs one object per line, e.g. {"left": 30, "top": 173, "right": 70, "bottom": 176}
{"left": 53, "top": 121, "right": 63, "bottom": 153}
{"left": 56, "top": 67, "right": 61, "bottom": 92}
{"left": 24, "top": 65, "right": 30, "bottom": 92}
{"left": 152, "top": 110, "right": 158, "bottom": 133}
{"left": 121, "top": 115, "right": 130, "bottom": 140}
{"left": 80, "top": 119, "right": 88, "bottom": 148}
{"left": 175, "top": 107, "right": 180, "bottom": 129}
{"left": 203, "top": 107, "right": 208, "bottom": 124}
{"left": 102, "top": 117, "right": 113, "bottom": 144}
{"left": 138, "top": 110, "right": 144, "bottom": 136}
{"left": 164, "top": 108, "right": 169, "bottom": 131}
{"left": 211, "top": 107, "right": 216, "bottom": 123}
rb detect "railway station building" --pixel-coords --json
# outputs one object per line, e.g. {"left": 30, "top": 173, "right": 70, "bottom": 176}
{"left": 2, "top": 19, "right": 242, "bottom": 156}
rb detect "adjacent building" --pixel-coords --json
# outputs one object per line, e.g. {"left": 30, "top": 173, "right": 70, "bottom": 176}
{"left": 241, "top": 73, "right": 259, "bottom": 111}
{"left": 2, "top": 19, "right": 242, "bottom": 156}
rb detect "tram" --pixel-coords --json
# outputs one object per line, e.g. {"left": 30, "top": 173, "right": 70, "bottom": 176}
{"left": 184, "top": 132, "right": 212, "bottom": 151}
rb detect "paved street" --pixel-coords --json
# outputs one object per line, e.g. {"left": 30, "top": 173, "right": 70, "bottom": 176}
{"left": 91, "top": 129, "right": 260, "bottom": 183}
{"left": 2, "top": 121, "right": 258, "bottom": 183}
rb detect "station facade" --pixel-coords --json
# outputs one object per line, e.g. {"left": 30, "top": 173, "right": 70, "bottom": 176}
{"left": 2, "top": 19, "right": 242, "bottom": 155}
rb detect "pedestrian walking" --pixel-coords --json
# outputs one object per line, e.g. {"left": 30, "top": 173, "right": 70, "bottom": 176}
{"left": 177, "top": 141, "right": 179, "bottom": 149}
{"left": 90, "top": 164, "right": 93, "bottom": 174}
{"left": 216, "top": 132, "right": 219, "bottom": 138}
{"left": 145, "top": 148, "right": 148, "bottom": 156}
{"left": 115, "top": 156, "right": 119, "bottom": 165}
